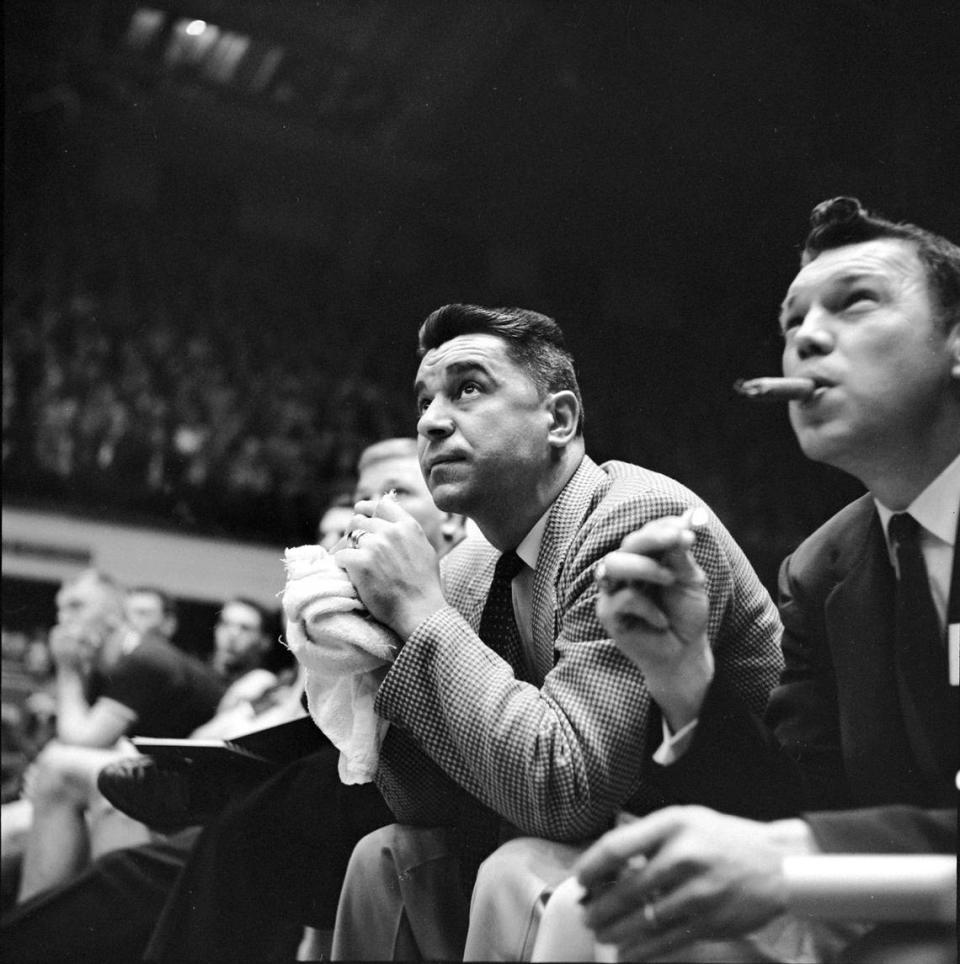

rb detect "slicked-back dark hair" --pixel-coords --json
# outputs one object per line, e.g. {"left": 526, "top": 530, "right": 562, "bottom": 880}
{"left": 417, "top": 303, "right": 584, "bottom": 434}
{"left": 802, "top": 197, "right": 960, "bottom": 332}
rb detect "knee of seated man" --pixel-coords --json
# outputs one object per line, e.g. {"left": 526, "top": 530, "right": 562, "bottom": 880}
{"left": 473, "top": 837, "right": 588, "bottom": 910}
{"left": 473, "top": 837, "right": 551, "bottom": 902}
{"left": 348, "top": 825, "right": 396, "bottom": 868}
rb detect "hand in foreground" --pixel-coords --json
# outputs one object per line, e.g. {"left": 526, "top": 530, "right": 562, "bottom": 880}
{"left": 335, "top": 494, "right": 447, "bottom": 639}
{"left": 595, "top": 509, "right": 712, "bottom": 730}
{"left": 575, "top": 806, "right": 814, "bottom": 961}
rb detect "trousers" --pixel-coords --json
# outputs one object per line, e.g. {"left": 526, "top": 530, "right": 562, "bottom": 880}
{"left": 0, "top": 828, "right": 201, "bottom": 961}
{"left": 144, "top": 744, "right": 394, "bottom": 960}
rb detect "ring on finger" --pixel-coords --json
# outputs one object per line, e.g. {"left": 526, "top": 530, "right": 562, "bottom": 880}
{"left": 348, "top": 529, "right": 369, "bottom": 550}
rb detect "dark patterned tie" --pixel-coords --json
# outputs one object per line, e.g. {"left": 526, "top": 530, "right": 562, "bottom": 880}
{"left": 890, "top": 513, "right": 941, "bottom": 652}
{"left": 478, "top": 550, "right": 529, "bottom": 681}
{"left": 455, "top": 549, "right": 529, "bottom": 895}
{"left": 888, "top": 512, "right": 955, "bottom": 782}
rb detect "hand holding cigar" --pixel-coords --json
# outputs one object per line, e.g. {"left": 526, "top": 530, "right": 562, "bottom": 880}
{"left": 595, "top": 507, "right": 709, "bottom": 597}
{"left": 595, "top": 508, "right": 714, "bottom": 731}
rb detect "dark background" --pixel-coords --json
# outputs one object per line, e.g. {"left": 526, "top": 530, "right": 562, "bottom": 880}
{"left": 5, "top": 0, "right": 959, "bottom": 606}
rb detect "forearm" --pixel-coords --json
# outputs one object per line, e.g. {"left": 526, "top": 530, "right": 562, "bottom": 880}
{"left": 54, "top": 669, "right": 95, "bottom": 743}
{"left": 376, "top": 606, "right": 650, "bottom": 840}
{"left": 642, "top": 638, "right": 714, "bottom": 732}
{"left": 649, "top": 673, "right": 806, "bottom": 820}
{"left": 804, "top": 806, "right": 957, "bottom": 854}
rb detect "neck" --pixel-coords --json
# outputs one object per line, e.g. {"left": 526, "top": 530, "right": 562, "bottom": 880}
{"left": 475, "top": 445, "right": 583, "bottom": 551}
{"left": 849, "top": 432, "right": 959, "bottom": 510}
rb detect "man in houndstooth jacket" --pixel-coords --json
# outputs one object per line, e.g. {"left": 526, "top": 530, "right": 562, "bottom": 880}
{"left": 331, "top": 303, "right": 784, "bottom": 960}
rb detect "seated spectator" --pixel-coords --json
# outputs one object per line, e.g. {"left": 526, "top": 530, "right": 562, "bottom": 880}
{"left": 138, "top": 306, "right": 780, "bottom": 963}
{"left": 0, "top": 437, "right": 463, "bottom": 961}
{"left": 7, "top": 581, "right": 239, "bottom": 902}
{"left": 204, "top": 597, "right": 278, "bottom": 716}
{"left": 317, "top": 493, "right": 355, "bottom": 551}
{"left": 472, "top": 198, "right": 959, "bottom": 963}
{"left": 0, "top": 577, "right": 203, "bottom": 879}
{"left": 121, "top": 586, "right": 178, "bottom": 641}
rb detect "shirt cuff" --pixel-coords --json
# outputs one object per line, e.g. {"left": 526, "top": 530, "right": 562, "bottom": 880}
{"left": 652, "top": 716, "right": 699, "bottom": 765}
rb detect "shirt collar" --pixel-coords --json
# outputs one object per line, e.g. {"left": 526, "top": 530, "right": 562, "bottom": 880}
{"left": 875, "top": 451, "right": 960, "bottom": 549}
{"left": 515, "top": 504, "right": 552, "bottom": 572}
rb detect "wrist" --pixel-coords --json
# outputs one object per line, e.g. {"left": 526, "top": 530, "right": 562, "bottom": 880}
{"left": 764, "top": 817, "right": 819, "bottom": 857}
{"left": 761, "top": 818, "right": 820, "bottom": 912}
{"left": 646, "top": 644, "right": 714, "bottom": 732}
{"left": 393, "top": 593, "right": 447, "bottom": 640}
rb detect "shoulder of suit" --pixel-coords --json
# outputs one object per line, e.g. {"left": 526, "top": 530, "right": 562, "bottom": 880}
{"left": 592, "top": 459, "right": 709, "bottom": 522}
{"left": 785, "top": 493, "right": 877, "bottom": 577}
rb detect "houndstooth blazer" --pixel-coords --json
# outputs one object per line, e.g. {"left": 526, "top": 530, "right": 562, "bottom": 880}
{"left": 374, "top": 455, "right": 783, "bottom": 842}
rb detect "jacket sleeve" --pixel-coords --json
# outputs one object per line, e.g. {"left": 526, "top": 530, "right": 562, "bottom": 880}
{"left": 375, "top": 494, "right": 783, "bottom": 841}
{"left": 804, "top": 806, "right": 956, "bottom": 854}
{"left": 652, "top": 550, "right": 849, "bottom": 818}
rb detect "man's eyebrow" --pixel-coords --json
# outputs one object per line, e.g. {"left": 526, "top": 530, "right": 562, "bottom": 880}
{"left": 414, "top": 360, "right": 491, "bottom": 394}
{"left": 780, "top": 271, "right": 883, "bottom": 316}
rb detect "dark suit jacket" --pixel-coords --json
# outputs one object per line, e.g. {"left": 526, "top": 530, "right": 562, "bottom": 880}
{"left": 658, "top": 493, "right": 957, "bottom": 853}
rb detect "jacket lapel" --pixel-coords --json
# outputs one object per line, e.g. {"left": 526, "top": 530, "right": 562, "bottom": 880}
{"left": 530, "top": 456, "right": 608, "bottom": 682}
{"left": 824, "top": 498, "right": 921, "bottom": 803}
{"left": 826, "top": 496, "right": 956, "bottom": 803}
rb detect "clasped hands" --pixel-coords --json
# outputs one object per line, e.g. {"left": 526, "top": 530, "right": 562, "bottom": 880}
{"left": 335, "top": 494, "right": 446, "bottom": 640}
{"left": 595, "top": 507, "right": 714, "bottom": 732}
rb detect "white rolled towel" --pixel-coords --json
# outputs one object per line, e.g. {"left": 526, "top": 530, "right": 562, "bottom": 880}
{"left": 281, "top": 544, "right": 399, "bottom": 783}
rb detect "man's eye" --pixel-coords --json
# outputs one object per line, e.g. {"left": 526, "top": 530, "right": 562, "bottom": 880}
{"left": 843, "top": 290, "right": 877, "bottom": 309}
{"left": 780, "top": 315, "right": 801, "bottom": 335}
{"left": 457, "top": 381, "right": 481, "bottom": 399}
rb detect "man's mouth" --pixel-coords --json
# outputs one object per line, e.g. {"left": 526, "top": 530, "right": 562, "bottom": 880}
{"left": 426, "top": 454, "right": 465, "bottom": 472}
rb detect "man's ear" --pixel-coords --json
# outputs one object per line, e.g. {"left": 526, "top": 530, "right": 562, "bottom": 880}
{"left": 949, "top": 322, "right": 960, "bottom": 380}
{"left": 545, "top": 390, "right": 580, "bottom": 448}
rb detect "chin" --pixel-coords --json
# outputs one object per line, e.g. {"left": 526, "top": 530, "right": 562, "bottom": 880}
{"left": 794, "top": 425, "right": 854, "bottom": 471}
{"left": 427, "top": 483, "right": 468, "bottom": 515}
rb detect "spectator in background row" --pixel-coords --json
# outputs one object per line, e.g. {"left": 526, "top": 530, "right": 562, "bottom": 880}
{"left": 317, "top": 494, "right": 356, "bottom": 551}
{"left": 0, "top": 439, "right": 454, "bottom": 961}
{"left": 122, "top": 586, "right": 178, "bottom": 641}
{"left": 3, "top": 208, "right": 412, "bottom": 547}
{"left": 2, "top": 579, "right": 229, "bottom": 904}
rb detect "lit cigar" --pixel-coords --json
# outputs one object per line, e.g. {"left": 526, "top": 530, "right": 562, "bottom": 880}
{"left": 734, "top": 377, "right": 816, "bottom": 402}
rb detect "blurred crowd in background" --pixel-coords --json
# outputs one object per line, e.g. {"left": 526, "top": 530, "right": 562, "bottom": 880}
{"left": 3, "top": 200, "right": 408, "bottom": 548}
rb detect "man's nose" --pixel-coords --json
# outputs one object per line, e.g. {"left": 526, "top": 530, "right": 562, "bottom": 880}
{"left": 417, "top": 397, "right": 455, "bottom": 439}
{"left": 792, "top": 306, "right": 835, "bottom": 360}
